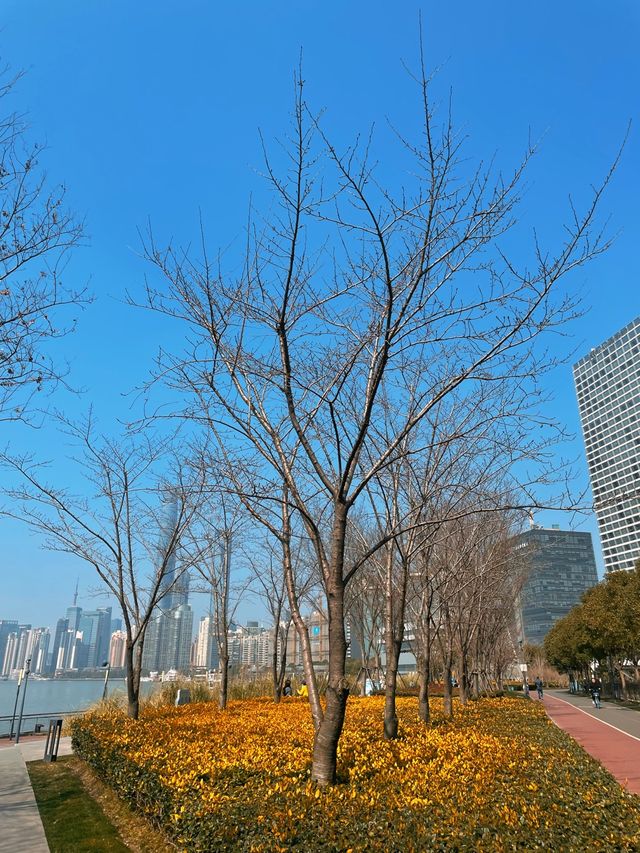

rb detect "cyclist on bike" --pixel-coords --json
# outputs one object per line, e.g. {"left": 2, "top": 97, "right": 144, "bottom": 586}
{"left": 590, "top": 675, "right": 602, "bottom": 709}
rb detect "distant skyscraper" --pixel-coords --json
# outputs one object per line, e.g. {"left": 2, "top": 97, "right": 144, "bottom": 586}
{"left": 108, "top": 630, "right": 127, "bottom": 668}
{"left": 195, "top": 615, "right": 218, "bottom": 668}
{"left": 50, "top": 617, "right": 69, "bottom": 674}
{"left": 0, "top": 620, "right": 18, "bottom": 672}
{"left": 574, "top": 317, "right": 640, "bottom": 572}
{"left": 142, "top": 497, "right": 193, "bottom": 674}
{"left": 1, "top": 624, "right": 33, "bottom": 676}
{"left": 79, "top": 608, "right": 112, "bottom": 668}
{"left": 514, "top": 526, "right": 598, "bottom": 645}
{"left": 24, "top": 627, "right": 51, "bottom": 675}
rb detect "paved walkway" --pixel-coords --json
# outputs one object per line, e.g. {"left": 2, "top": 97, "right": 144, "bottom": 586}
{"left": 542, "top": 690, "right": 640, "bottom": 795}
{"left": 0, "top": 737, "right": 73, "bottom": 853}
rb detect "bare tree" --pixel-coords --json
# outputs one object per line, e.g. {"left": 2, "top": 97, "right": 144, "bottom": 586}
{"left": 250, "top": 532, "right": 317, "bottom": 703}
{"left": 0, "top": 415, "right": 205, "bottom": 717}
{"left": 136, "top": 52, "right": 619, "bottom": 783}
{"left": 189, "top": 490, "right": 248, "bottom": 710}
{"left": 0, "top": 69, "right": 85, "bottom": 422}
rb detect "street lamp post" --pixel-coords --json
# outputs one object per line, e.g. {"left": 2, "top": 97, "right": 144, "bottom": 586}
{"left": 102, "top": 661, "right": 111, "bottom": 702}
{"left": 15, "top": 657, "right": 32, "bottom": 744}
{"left": 9, "top": 667, "right": 24, "bottom": 741}
{"left": 518, "top": 640, "right": 529, "bottom": 699}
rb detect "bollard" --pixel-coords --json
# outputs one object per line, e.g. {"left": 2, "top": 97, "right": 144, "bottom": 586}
{"left": 44, "top": 719, "right": 63, "bottom": 762}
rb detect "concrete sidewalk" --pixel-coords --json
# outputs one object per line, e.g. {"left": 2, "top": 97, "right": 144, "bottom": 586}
{"left": 0, "top": 737, "right": 73, "bottom": 853}
{"left": 543, "top": 691, "right": 640, "bottom": 795}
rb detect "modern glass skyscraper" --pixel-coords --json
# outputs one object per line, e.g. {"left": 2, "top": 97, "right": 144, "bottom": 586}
{"left": 141, "top": 497, "right": 193, "bottom": 674}
{"left": 514, "top": 527, "right": 598, "bottom": 645}
{"left": 574, "top": 317, "right": 640, "bottom": 572}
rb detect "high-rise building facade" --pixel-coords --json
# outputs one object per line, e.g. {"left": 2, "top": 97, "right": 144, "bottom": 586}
{"left": 141, "top": 498, "right": 194, "bottom": 674}
{"left": 195, "top": 615, "right": 219, "bottom": 669}
{"left": 108, "top": 630, "right": 127, "bottom": 668}
{"left": 574, "top": 317, "right": 640, "bottom": 572}
{"left": 78, "top": 608, "right": 112, "bottom": 668}
{"left": 0, "top": 620, "right": 18, "bottom": 672}
{"left": 514, "top": 526, "right": 598, "bottom": 645}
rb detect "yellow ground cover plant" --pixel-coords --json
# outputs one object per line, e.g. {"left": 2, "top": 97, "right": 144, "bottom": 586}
{"left": 71, "top": 697, "right": 640, "bottom": 851}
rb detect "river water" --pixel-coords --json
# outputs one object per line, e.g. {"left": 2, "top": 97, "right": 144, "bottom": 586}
{"left": 0, "top": 677, "right": 161, "bottom": 735}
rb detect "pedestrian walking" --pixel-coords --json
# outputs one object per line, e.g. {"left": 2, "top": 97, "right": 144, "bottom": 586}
{"left": 535, "top": 676, "right": 544, "bottom": 700}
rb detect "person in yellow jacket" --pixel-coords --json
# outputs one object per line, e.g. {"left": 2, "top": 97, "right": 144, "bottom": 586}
{"left": 297, "top": 679, "right": 308, "bottom": 698}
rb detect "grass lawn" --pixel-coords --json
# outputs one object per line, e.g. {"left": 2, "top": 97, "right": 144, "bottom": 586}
{"left": 27, "top": 756, "right": 173, "bottom": 853}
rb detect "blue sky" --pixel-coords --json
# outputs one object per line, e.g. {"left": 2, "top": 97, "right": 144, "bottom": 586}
{"left": 1, "top": 1, "right": 639, "bottom": 629}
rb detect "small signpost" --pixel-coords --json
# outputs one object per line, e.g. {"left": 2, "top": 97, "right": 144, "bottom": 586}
{"left": 44, "top": 719, "right": 63, "bottom": 762}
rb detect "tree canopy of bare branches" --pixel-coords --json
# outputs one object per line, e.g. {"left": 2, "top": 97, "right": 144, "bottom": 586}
{"left": 0, "top": 68, "right": 85, "bottom": 422}
{"left": 136, "top": 54, "right": 619, "bottom": 783}
{"left": 0, "top": 414, "right": 206, "bottom": 717}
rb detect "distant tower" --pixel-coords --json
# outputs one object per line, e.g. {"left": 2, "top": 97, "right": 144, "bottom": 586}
{"left": 515, "top": 526, "right": 598, "bottom": 644}
{"left": 142, "top": 494, "right": 192, "bottom": 674}
{"left": 73, "top": 577, "right": 79, "bottom": 607}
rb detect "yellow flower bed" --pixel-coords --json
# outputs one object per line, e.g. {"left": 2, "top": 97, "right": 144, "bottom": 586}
{"left": 71, "top": 696, "right": 640, "bottom": 851}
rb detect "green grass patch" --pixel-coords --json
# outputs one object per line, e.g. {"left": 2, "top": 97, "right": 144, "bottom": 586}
{"left": 27, "top": 757, "right": 130, "bottom": 852}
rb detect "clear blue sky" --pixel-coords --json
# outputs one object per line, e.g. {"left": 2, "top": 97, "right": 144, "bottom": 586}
{"left": 1, "top": 1, "right": 638, "bottom": 630}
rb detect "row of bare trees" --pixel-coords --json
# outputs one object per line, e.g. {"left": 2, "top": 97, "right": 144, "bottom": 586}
{"left": 0, "top": 49, "right": 620, "bottom": 789}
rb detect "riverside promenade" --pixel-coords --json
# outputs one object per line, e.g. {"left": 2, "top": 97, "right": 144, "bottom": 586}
{"left": 0, "top": 736, "right": 73, "bottom": 853}
{"left": 542, "top": 690, "right": 640, "bottom": 795}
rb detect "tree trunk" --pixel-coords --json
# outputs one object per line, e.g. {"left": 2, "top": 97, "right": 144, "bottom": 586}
{"left": 280, "top": 488, "right": 324, "bottom": 729}
{"left": 472, "top": 669, "right": 481, "bottom": 698}
{"left": 311, "top": 509, "right": 349, "bottom": 786}
{"left": 443, "top": 656, "right": 454, "bottom": 719}
{"left": 125, "top": 640, "right": 142, "bottom": 719}
{"left": 417, "top": 651, "right": 431, "bottom": 724}
{"left": 272, "top": 625, "right": 288, "bottom": 704}
{"left": 384, "top": 638, "right": 402, "bottom": 740}
{"left": 219, "top": 654, "right": 229, "bottom": 710}
{"left": 458, "top": 654, "right": 469, "bottom": 705}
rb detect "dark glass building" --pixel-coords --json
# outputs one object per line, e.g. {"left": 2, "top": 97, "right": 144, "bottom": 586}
{"left": 514, "top": 526, "right": 598, "bottom": 645}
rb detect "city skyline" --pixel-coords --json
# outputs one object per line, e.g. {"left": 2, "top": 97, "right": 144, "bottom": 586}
{"left": 1, "top": 2, "right": 638, "bottom": 624}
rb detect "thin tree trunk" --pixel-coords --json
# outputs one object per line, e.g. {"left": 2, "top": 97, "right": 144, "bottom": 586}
{"left": 219, "top": 646, "right": 229, "bottom": 710}
{"left": 443, "top": 654, "right": 454, "bottom": 719}
{"left": 272, "top": 643, "right": 281, "bottom": 703}
{"left": 125, "top": 640, "right": 141, "bottom": 719}
{"left": 281, "top": 492, "right": 324, "bottom": 731}
{"left": 417, "top": 650, "right": 431, "bottom": 724}
{"left": 384, "top": 637, "right": 402, "bottom": 739}
{"left": 458, "top": 653, "right": 469, "bottom": 705}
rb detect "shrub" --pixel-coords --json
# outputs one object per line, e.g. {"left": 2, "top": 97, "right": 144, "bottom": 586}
{"left": 71, "top": 696, "right": 640, "bottom": 851}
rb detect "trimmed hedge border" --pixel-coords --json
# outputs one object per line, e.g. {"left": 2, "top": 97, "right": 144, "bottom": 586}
{"left": 71, "top": 697, "right": 640, "bottom": 851}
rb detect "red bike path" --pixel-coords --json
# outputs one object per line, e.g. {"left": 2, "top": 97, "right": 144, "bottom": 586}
{"left": 541, "top": 691, "right": 640, "bottom": 796}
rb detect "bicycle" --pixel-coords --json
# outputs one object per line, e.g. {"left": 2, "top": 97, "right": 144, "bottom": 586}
{"left": 591, "top": 689, "right": 601, "bottom": 709}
